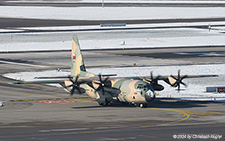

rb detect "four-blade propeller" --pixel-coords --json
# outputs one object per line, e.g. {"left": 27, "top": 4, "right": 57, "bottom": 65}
{"left": 145, "top": 71, "right": 164, "bottom": 91}
{"left": 94, "top": 74, "right": 109, "bottom": 96}
{"left": 149, "top": 71, "right": 161, "bottom": 85}
{"left": 170, "top": 70, "right": 188, "bottom": 92}
{"left": 67, "top": 75, "right": 82, "bottom": 95}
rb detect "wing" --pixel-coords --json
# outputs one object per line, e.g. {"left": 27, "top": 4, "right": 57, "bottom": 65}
{"left": 113, "top": 73, "right": 218, "bottom": 91}
{"left": 11, "top": 79, "right": 64, "bottom": 84}
{"left": 11, "top": 77, "right": 92, "bottom": 95}
{"left": 115, "top": 74, "right": 218, "bottom": 81}
{"left": 34, "top": 74, "right": 117, "bottom": 79}
{"left": 12, "top": 73, "right": 218, "bottom": 88}
{"left": 11, "top": 71, "right": 218, "bottom": 95}
{"left": 114, "top": 74, "right": 217, "bottom": 84}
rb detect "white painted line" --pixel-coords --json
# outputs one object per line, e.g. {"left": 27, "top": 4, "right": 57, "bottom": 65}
{"left": 94, "top": 126, "right": 122, "bottom": 130}
{"left": 0, "top": 60, "right": 47, "bottom": 68}
{"left": 39, "top": 128, "right": 90, "bottom": 132}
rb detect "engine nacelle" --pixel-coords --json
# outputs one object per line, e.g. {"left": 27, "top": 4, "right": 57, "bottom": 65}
{"left": 152, "top": 84, "right": 164, "bottom": 91}
{"left": 163, "top": 76, "right": 177, "bottom": 87}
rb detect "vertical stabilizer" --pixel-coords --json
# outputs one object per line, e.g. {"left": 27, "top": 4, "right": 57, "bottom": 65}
{"left": 71, "top": 35, "right": 86, "bottom": 77}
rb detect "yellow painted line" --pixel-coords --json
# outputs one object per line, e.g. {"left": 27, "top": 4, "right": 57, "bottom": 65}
{"left": 63, "top": 108, "right": 190, "bottom": 135}
{"left": 150, "top": 108, "right": 225, "bottom": 117}
{"left": 134, "top": 108, "right": 190, "bottom": 129}
{"left": 156, "top": 109, "right": 225, "bottom": 117}
{"left": 72, "top": 98, "right": 97, "bottom": 103}
{"left": 64, "top": 108, "right": 225, "bottom": 135}
{"left": 181, "top": 110, "right": 225, "bottom": 116}
{"left": 1, "top": 107, "right": 225, "bottom": 139}
{"left": 0, "top": 90, "right": 59, "bottom": 99}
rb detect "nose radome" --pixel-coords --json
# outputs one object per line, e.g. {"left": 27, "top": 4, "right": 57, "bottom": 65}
{"left": 145, "top": 90, "right": 155, "bottom": 102}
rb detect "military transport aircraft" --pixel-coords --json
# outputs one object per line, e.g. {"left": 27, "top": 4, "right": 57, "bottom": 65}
{"left": 13, "top": 35, "right": 218, "bottom": 108}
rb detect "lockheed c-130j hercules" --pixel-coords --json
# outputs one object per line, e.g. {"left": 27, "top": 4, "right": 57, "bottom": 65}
{"left": 13, "top": 35, "right": 218, "bottom": 108}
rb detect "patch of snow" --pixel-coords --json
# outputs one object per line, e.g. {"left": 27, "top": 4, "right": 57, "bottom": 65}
{"left": 13, "top": 22, "right": 225, "bottom": 31}
{"left": 0, "top": 29, "right": 24, "bottom": 33}
{"left": 6, "top": 0, "right": 225, "bottom": 4}
{"left": 1, "top": 6, "right": 225, "bottom": 20}
{"left": 1, "top": 32, "right": 225, "bottom": 52}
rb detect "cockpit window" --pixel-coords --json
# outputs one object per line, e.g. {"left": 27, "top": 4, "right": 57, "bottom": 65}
{"left": 137, "top": 84, "right": 148, "bottom": 89}
{"left": 137, "top": 84, "right": 149, "bottom": 91}
{"left": 137, "top": 84, "right": 143, "bottom": 89}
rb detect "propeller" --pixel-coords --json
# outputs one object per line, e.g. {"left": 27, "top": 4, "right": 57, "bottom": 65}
{"left": 149, "top": 71, "right": 161, "bottom": 85}
{"left": 170, "top": 70, "right": 188, "bottom": 92}
{"left": 67, "top": 75, "right": 82, "bottom": 95}
{"left": 145, "top": 71, "right": 164, "bottom": 91}
{"left": 94, "top": 74, "right": 109, "bottom": 96}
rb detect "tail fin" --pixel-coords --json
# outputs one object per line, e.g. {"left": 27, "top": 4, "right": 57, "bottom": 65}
{"left": 71, "top": 35, "right": 86, "bottom": 77}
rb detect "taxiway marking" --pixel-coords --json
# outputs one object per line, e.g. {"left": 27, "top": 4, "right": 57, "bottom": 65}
{"left": 36, "top": 100, "right": 78, "bottom": 103}
{"left": 1, "top": 108, "right": 225, "bottom": 139}
{"left": 39, "top": 128, "right": 90, "bottom": 132}
{"left": 11, "top": 97, "right": 95, "bottom": 103}
{"left": 177, "top": 110, "right": 225, "bottom": 116}
{"left": 135, "top": 108, "right": 190, "bottom": 129}
{"left": 63, "top": 108, "right": 191, "bottom": 135}
{"left": 0, "top": 60, "right": 47, "bottom": 68}
{"left": 0, "top": 90, "right": 59, "bottom": 98}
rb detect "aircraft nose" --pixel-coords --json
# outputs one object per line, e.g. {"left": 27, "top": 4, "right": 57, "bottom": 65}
{"left": 145, "top": 90, "right": 155, "bottom": 102}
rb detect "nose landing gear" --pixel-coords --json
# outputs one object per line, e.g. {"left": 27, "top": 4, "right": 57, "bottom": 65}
{"left": 139, "top": 103, "right": 147, "bottom": 108}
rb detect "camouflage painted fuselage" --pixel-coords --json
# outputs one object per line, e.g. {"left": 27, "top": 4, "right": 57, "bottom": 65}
{"left": 110, "top": 79, "right": 154, "bottom": 104}
{"left": 65, "top": 77, "right": 155, "bottom": 104}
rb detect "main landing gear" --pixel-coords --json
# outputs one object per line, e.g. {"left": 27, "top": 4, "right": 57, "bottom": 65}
{"left": 98, "top": 99, "right": 110, "bottom": 106}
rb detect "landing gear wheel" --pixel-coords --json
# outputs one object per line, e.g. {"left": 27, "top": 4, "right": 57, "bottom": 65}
{"left": 139, "top": 103, "right": 147, "bottom": 108}
{"left": 98, "top": 103, "right": 104, "bottom": 106}
{"left": 98, "top": 99, "right": 110, "bottom": 106}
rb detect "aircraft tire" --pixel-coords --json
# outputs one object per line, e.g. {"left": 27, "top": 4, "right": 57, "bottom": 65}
{"left": 139, "top": 103, "right": 147, "bottom": 108}
{"left": 98, "top": 100, "right": 110, "bottom": 106}
{"left": 98, "top": 103, "right": 104, "bottom": 106}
